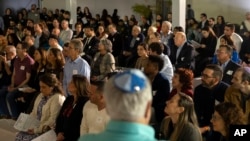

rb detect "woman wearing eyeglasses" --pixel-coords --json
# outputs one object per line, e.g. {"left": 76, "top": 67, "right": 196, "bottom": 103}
{"left": 211, "top": 102, "right": 246, "bottom": 141}
{"left": 160, "top": 93, "right": 202, "bottom": 141}
{"left": 91, "top": 39, "right": 115, "bottom": 82}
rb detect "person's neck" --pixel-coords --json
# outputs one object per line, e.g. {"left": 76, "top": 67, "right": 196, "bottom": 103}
{"left": 141, "top": 54, "right": 148, "bottom": 59}
{"left": 170, "top": 115, "right": 179, "bottom": 124}
{"left": 97, "top": 102, "right": 105, "bottom": 111}
{"left": 219, "top": 59, "right": 230, "bottom": 65}
{"left": 100, "top": 50, "right": 107, "bottom": 55}
{"left": 19, "top": 53, "right": 26, "bottom": 60}
{"left": 208, "top": 81, "right": 219, "bottom": 89}
{"left": 163, "top": 31, "right": 169, "bottom": 36}
{"left": 70, "top": 55, "right": 78, "bottom": 61}
{"left": 220, "top": 130, "right": 227, "bottom": 137}
{"left": 147, "top": 72, "right": 158, "bottom": 83}
{"left": 176, "top": 86, "right": 182, "bottom": 93}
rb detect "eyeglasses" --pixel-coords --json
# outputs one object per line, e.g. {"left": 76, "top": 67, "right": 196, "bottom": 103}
{"left": 211, "top": 114, "right": 222, "bottom": 121}
{"left": 201, "top": 72, "right": 214, "bottom": 79}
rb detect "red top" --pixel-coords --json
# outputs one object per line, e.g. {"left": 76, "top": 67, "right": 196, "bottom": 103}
{"left": 169, "top": 88, "right": 193, "bottom": 99}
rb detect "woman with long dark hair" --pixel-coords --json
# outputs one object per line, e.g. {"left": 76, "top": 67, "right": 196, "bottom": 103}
{"left": 55, "top": 74, "right": 90, "bottom": 141}
{"left": 160, "top": 93, "right": 202, "bottom": 141}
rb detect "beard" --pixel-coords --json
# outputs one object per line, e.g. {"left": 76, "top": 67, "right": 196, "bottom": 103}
{"left": 202, "top": 79, "right": 215, "bottom": 88}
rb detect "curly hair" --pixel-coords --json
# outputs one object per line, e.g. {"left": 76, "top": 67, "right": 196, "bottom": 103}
{"left": 214, "top": 102, "right": 246, "bottom": 139}
{"left": 175, "top": 68, "right": 194, "bottom": 90}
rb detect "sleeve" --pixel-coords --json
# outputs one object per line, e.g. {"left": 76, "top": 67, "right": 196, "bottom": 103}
{"left": 224, "top": 87, "right": 231, "bottom": 102}
{"left": 97, "top": 54, "right": 115, "bottom": 81}
{"left": 180, "top": 125, "right": 202, "bottom": 141}
{"left": 80, "top": 103, "right": 89, "bottom": 135}
{"left": 34, "top": 95, "right": 65, "bottom": 134}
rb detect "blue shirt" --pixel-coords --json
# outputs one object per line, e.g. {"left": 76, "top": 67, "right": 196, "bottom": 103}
{"left": 63, "top": 56, "right": 90, "bottom": 95}
{"left": 78, "top": 120, "right": 156, "bottom": 141}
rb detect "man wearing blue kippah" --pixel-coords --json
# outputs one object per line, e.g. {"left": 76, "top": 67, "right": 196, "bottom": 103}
{"left": 78, "top": 69, "right": 157, "bottom": 141}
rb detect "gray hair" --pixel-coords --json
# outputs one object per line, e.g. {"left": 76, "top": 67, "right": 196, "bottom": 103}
{"left": 104, "top": 69, "right": 152, "bottom": 121}
{"left": 100, "top": 39, "right": 112, "bottom": 52}
{"left": 70, "top": 39, "right": 83, "bottom": 53}
{"left": 162, "top": 21, "right": 172, "bottom": 29}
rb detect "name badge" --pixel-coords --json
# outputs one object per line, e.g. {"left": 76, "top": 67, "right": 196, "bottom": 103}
{"left": 20, "top": 66, "right": 25, "bottom": 70}
{"left": 152, "top": 91, "right": 157, "bottom": 96}
{"left": 73, "top": 70, "right": 78, "bottom": 74}
{"left": 96, "top": 117, "right": 103, "bottom": 123}
{"left": 226, "top": 70, "right": 233, "bottom": 75}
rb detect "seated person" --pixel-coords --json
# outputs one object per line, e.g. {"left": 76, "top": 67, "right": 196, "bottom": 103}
{"left": 91, "top": 39, "right": 115, "bottom": 82}
{"left": 134, "top": 43, "right": 148, "bottom": 71}
{"left": 211, "top": 102, "right": 246, "bottom": 141}
{"left": 55, "top": 75, "right": 89, "bottom": 141}
{"left": 78, "top": 69, "right": 156, "bottom": 141}
{"left": 160, "top": 93, "right": 202, "bottom": 141}
{"left": 80, "top": 81, "right": 110, "bottom": 135}
{"left": 15, "top": 73, "right": 65, "bottom": 141}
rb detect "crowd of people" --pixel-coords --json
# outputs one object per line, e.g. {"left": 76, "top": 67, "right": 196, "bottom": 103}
{"left": 0, "top": 3, "right": 249, "bottom": 141}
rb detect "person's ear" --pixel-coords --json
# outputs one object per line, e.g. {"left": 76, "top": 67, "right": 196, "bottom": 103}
{"left": 144, "top": 101, "right": 152, "bottom": 121}
{"left": 177, "top": 106, "right": 185, "bottom": 114}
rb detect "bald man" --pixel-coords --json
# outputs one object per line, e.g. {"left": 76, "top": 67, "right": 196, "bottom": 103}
{"left": 173, "top": 32, "right": 195, "bottom": 70}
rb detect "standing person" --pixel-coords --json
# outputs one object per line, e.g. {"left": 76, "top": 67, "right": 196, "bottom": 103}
{"left": 78, "top": 69, "right": 156, "bottom": 141}
{"left": 55, "top": 75, "right": 89, "bottom": 141}
{"left": 15, "top": 73, "right": 65, "bottom": 141}
{"left": 186, "top": 4, "right": 195, "bottom": 20}
{"left": 63, "top": 39, "right": 90, "bottom": 96}
{"left": 160, "top": 93, "right": 202, "bottom": 141}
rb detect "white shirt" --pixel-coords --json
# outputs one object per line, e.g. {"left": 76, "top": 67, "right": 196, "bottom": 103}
{"left": 160, "top": 53, "right": 173, "bottom": 88}
{"left": 215, "top": 33, "right": 243, "bottom": 53}
{"left": 80, "top": 101, "right": 110, "bottom": 135}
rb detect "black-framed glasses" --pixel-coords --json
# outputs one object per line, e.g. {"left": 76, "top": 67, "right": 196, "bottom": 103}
{"left": 201, "top": 72, "right": 215, "bottom": 79}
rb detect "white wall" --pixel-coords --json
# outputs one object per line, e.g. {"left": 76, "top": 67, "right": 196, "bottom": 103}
{"left": 42, "top": 0, "right": 155, "bottom": 20}
{"left": 42, "top": 0, "right": 250, "bottom": 25}
{"left": 191, "top": 0, "right": 250, "bottom": 24}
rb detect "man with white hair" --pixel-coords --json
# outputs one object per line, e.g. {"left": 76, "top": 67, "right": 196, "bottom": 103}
{"left": 161, "top": 21, "right": 173, "bottom": 50}
{"left": 78, "top": 69, "right": 156, "bottom": 141}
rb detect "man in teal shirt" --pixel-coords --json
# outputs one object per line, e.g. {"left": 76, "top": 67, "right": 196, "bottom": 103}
{"left": 78, "top": 69, "right": 156, "bottom": 141}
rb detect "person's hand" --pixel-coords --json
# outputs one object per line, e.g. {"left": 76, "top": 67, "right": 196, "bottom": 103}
{"left": 91, "top": 76, "right": 98, "bottom": 81}
{"left": 27, "top": 129, "right": 34, "bottom": 134}
{"left": 0, "top": 55, "right": 6, "bottom": 63}
{"left": 8, "top": 86, "right": 15, "bottom": 92}
{"left": 56, "top": 132, "right": 65, "bottom": 141}
{"left": 23, "top": 87, "right": 36, "bottom": 93}
{"left": 200, "top": 44, "right": 206, "bottom": 48}
{"left": 123, "top": 51, "right": 131, "bottom": 56}
{"left": 199, "top": 126, "right": 210, "bottom": 133}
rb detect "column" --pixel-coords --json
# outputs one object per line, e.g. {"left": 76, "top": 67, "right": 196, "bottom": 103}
{"left": 41, "top": 0, "right": 77, "bottom": 28}
{"left": 65, "top": 0, "right": 77, "bottom": 29}
{"left": 172, "top": 0, "right": 186, "bottom": 32}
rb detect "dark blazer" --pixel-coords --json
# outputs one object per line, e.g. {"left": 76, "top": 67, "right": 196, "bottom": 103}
{"left": 108, "top": 32, "right": 124, "bottom": 57}
{"left": 222, "top": 60, "right": 241, "bottom": 85}
{"left": 55, "top": 96, "right": 89, "bottom": 141}
{"left": 196, "top": 35, "right": 217, "bottom": 58}
{"left": 38, "top": 32, "right": 49, "bottom": 50}
{"left": 124, "top": 33, "right": 145, "bottom": 55}
{"left": 82, "top": 36, "right": 100, "bottom": 58}
{"left": 194, "top": 82, "right": 229, "bottom": 127}
{"left": 174, "top": 42, "right": 195, "bottom": 70}
{"left": 152, "top": 73, "right": 170, "bottom": 123}
{"left": 197, "top": 20, "right": 209, "bottom": 29}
